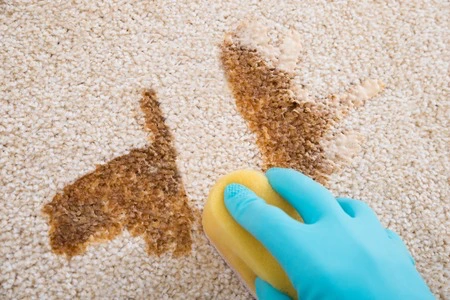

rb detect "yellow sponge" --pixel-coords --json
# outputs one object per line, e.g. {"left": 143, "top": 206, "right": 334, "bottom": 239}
{"left": 202, "top": 169, "right": 301, "bottom": 299}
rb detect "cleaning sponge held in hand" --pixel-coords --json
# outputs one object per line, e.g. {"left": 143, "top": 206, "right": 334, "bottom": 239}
{"left": 202, "top": 169, "right": 301, "bottom": 299}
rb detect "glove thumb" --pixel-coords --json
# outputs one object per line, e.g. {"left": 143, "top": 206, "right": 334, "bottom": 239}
{"left": 255, "top": 277, "right": 291, "bottom": 300}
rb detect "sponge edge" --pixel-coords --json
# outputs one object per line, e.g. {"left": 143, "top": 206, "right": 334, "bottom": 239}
{"left": 202, "top": 169, "right": 300, "bottom": 299}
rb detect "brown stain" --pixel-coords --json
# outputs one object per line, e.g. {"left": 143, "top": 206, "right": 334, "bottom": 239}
{"left": 43, "top": 90, "right": 194, "bottom": 258}
{"left": 221, "top": 38, "right": 352, "bottom": 185}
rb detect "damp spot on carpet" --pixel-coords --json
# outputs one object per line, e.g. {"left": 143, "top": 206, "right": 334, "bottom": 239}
{"left": 221, "top": 28, "right": 383, "bottom": 185}
{"left": 42, "top": 90, "right": 195, "bottom": 258}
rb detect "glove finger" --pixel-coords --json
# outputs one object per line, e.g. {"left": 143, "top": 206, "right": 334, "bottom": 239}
{"left": 255, "top": 277, "right": 292, "bottom": 300}
{"left": 336, "top": 197, "right": 379, "bottom": 222}
{"left": 385, "top": 229, "right": 415, "bottom": 265}
{"left": 266, "top": 168, "right": 342, "bottom": 224}
{"left": 337, "top": 198, "right": 415, "bottom": 266}
{"left": 224, "top": 183, "right": 305, "bottom": 272}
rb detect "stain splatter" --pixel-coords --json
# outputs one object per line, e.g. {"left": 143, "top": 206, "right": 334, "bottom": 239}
{"left": 221, "top": 26, "right": 383, "bottom": 184}
{"left": 43, "top": 90, "right": 194, "bottom": 258}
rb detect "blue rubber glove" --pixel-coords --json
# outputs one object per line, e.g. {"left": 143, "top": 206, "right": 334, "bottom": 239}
{"left": 224, "top": 168, "right": 433, "bottom": 300}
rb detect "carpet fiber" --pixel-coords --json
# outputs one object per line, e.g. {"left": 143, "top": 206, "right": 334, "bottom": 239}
{"left": 1, "top": 1, "right": 449, "bottom": 299}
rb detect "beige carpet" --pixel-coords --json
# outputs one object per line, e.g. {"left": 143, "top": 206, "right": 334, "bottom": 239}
{"left": 1, "top": 1, "right": 449, "bottom": 299}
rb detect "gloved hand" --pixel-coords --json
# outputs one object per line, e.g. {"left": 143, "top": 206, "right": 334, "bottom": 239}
{"left": 224, "top": 168, "right": 433, "bottom": 300}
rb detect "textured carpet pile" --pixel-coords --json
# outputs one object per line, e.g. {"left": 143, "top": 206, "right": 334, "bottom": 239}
{"left": 1, "top": 1, "right": 449, "bottom": 299}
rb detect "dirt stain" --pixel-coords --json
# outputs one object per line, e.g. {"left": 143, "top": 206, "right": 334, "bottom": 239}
{"left": 43, "top": 90, "right": 195, "bottom": 258}
{"left": 221, "top": 34, "right": 378, "bottom": 184}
